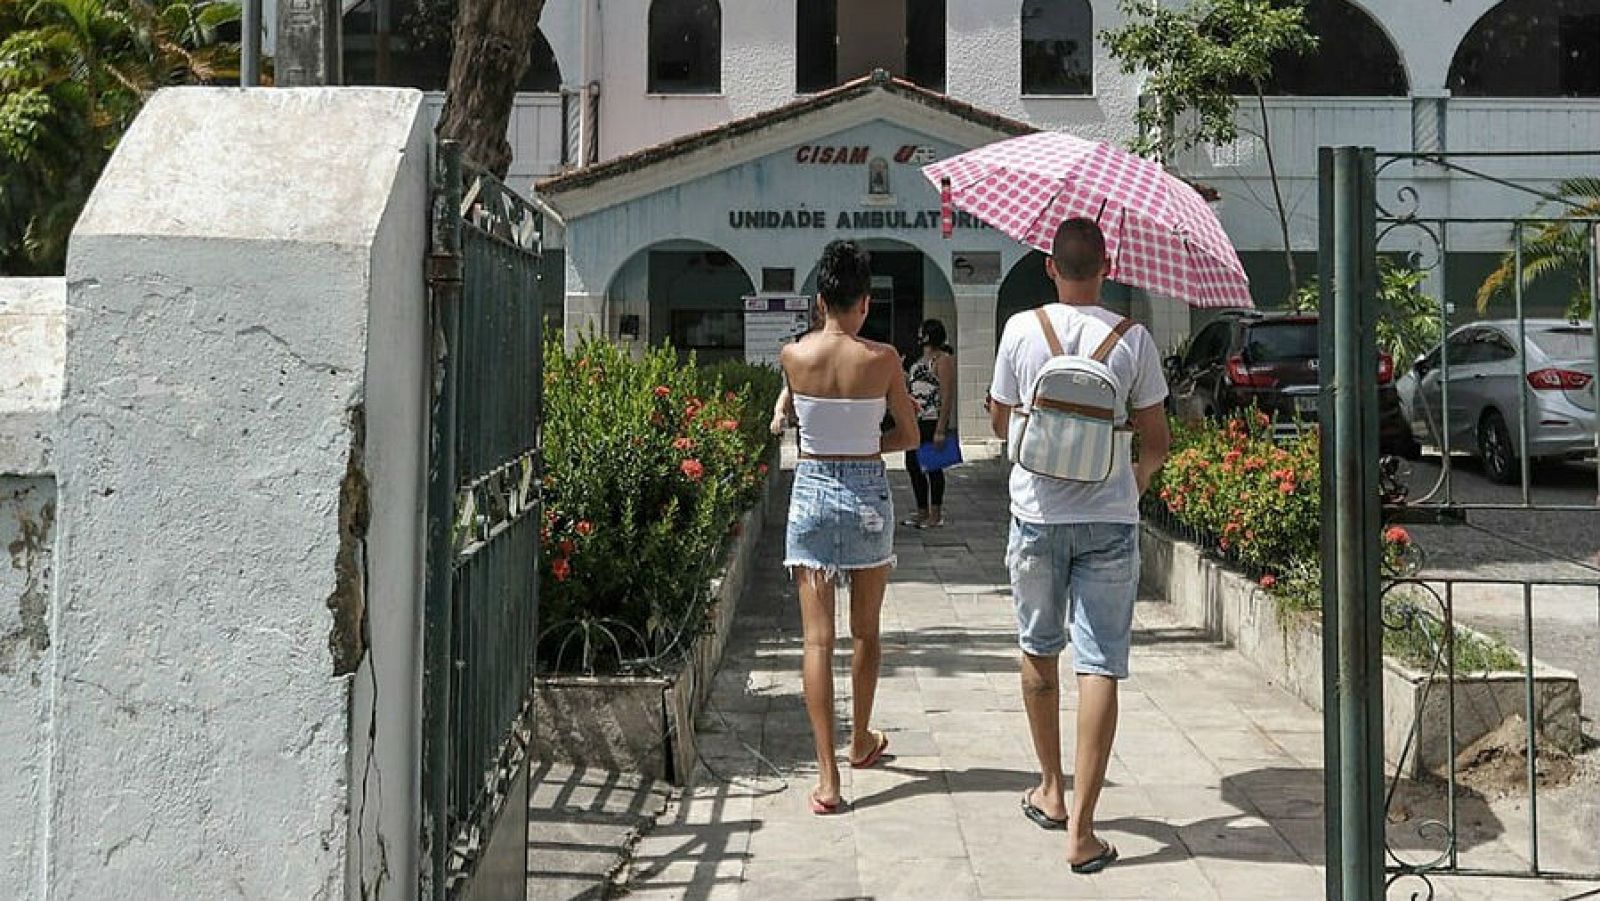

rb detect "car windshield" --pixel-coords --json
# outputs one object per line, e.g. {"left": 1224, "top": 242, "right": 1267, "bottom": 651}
{"left": 1529, "top": 326, "right": 1596, "bottom": 361}
{"left": 1243, "top": 322, "right": 1318, "bottom": 362}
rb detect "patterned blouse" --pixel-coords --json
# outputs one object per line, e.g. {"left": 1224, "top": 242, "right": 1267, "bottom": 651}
{"left": 908, "top": 354, "right": 943, "bottom": 422}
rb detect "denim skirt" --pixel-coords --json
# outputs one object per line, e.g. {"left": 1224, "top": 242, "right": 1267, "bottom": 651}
{"left": 784, "top": 460, "right": 896, "bottom": 579}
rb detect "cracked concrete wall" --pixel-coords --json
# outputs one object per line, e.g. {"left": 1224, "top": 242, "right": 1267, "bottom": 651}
{"left": 1, "top": 477, "right": 54, "bottom": 901}
{"left": 0, "top": 276, "right": 64, "bottom": 901}
{"left": 54, "top": 87, "right": 429, "bottom": 900}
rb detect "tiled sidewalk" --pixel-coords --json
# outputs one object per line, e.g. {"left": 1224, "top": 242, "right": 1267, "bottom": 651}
{"left": 614, "top": 461, "right": 1591, "bottom": 900}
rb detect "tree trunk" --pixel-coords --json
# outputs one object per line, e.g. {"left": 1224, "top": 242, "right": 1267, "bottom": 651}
{"left": 1257, "top": 88, "right": 1298, "bottom": 295}
{"left": 436, "top": 0, "right": 547, "bottom": 179}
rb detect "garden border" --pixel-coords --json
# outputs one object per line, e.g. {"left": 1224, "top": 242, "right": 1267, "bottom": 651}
{"left": 531, "top": 448, "right": 783, "bottom": 784}
{"left": 1140, "top": 522, "right": 1583, "bottom": 777}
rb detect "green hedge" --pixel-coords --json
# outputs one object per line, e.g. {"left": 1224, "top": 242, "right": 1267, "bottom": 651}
{"left": 539, "top": 338, "right": 781, "bottom": 673}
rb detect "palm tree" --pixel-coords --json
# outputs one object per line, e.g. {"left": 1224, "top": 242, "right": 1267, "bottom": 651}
{"left": 0, "top": 0, "right": 239, "bottom": 274}
{"left": 1476, "top": 177, "right": 1600, "bottom": 321}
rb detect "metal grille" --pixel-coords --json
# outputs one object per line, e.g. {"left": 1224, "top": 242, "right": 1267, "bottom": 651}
{"left": 1320, "top": 147, "right": 1600, "bottom": 900}
{"left": 423, "top": 140, "right": 544, "bottom": 900}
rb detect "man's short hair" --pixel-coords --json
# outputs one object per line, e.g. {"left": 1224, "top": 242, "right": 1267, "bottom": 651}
{"left": 817, "top": 239, "right": 872, "bottom": 310}
{"left": 1051, "top": 218, "right": 1108, "bottom": 281}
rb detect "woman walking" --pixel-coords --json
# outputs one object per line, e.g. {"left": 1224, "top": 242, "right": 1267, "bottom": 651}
{"left": 774, "top": 240, "right": 920, "bottom": 814}
{"left": 903, "top": 319, "right": 957, "bottom": 529}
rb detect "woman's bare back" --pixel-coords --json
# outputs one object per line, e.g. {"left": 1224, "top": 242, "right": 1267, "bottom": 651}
{"left": 781, "top": 333, "right": 898, "bottom": 399}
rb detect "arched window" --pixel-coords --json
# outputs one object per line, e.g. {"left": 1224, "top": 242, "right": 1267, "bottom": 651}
{"left": 648, "top": 0, "right": 721, "bottom": 94}
{"left": 1021, "top": 0, "right": 1093, "bottom": 96}
{"left": 1450, "top": 0, "right": 1600, "bottom": 97}
{"left": 519, "top": 29, "right": 562, "bottom": 92}
{"left": 1250, "top": 0, "right": 1406, "bottom": 96}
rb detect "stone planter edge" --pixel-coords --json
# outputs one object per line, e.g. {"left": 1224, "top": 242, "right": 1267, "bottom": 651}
{"left": 1140, "top": 522, "right": 1582, "bottom": 777}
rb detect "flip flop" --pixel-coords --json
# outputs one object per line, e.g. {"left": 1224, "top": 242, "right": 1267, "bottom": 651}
{"left": 809, "top": 790, "right": 843, "bottom": 816}
{"left": 848, "top": 731, "right": 890, "bottom": 769}
{"left": 1069, "top": 839, "right": 1119, "bottom": 875}
{"left": 1020, "top": 790, "right": 1067, "bottom": 831}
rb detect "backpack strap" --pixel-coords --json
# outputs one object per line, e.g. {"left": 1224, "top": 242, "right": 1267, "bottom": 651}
{"left": 1090, "top": 317, "right": 1136, "bottom": 363}
{"left": 1033, "top": 307, "right": 1065, "bottom": 357}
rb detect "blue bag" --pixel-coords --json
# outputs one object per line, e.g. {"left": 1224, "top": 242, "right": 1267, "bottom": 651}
{"left": 916, "top": 432, "right": 963, "bottom": 472}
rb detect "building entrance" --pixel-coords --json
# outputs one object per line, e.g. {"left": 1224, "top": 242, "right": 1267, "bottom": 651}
{"left": 863, "top": 249, "right": 926, "bottom": 356}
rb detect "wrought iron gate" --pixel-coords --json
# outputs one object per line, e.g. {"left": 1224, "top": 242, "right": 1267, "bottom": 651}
{"left": 1319, "top": 147, "right": 1600, "bottom": 900}
{"left": 422, "top": 141, "right": 544, "bottom": 900}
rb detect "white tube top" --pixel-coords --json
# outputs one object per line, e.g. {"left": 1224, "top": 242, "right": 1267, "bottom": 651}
{"left": 793, "top": 394, "right": 885, "bottom": 456}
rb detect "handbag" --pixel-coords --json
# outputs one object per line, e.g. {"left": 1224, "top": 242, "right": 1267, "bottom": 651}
{"left": 916, "top": 431, "right": 963, "bottom": 472}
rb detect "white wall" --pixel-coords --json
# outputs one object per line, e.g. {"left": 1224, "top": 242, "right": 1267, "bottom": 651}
{"left": 0, "top": 277, "right": 64, "bottom": 901}
{"left": 55, "top": 86, "right": 429, "bottom": 900}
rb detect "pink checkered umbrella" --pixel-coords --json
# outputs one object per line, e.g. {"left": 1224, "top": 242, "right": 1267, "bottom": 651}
{"left": 922, "top": 131, "right": 1253, "bottom": 308}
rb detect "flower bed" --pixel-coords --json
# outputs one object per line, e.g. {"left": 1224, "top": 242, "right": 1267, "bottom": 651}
{"left": 539, "top": 338, "right": 781, "bottom": 675}
{"left": 1146, "top": 413, "right": 1516, "bottom": 671}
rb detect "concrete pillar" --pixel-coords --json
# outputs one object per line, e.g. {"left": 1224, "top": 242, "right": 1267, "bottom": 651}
{"left": 565, "top": 292, "right": 605, "bottom": 348}
{"left": 56, "top": 88, "right": 429, "bottom": 900}
{"left": 0, "top": 277, "right": 64, "bottom": 901}
{"left": 954, "top": 288, "right": 999, "bottom": 450}
{"left": 1142, "top": 291, "right": 1191, "bottom": 359}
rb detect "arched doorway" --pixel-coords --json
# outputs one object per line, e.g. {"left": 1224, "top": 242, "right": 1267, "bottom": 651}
{"left": 607, "top": 241, "right": 755, "bottom": 363}
{"left": 800, "top": 238, "right": 956, "bottom": 362}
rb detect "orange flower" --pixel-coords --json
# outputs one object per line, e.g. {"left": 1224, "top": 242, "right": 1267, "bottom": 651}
{"left": 717, "top": 419, "right": 739, "bottom": 432}
{"left": 654, "top": 385, "right": 671, "bottom": 398}
{"left": 680, "top": 458, "right": 705, "bottom": 481}
{"left": 1279, "top": 480, "right": 1297, "bottom": 495}
{"left": 551, "top": 557, "right": 571, "bottom": 582}
{"left": 575, "top": 520, "right": 594, "bottom": 536}
{"left": 1384, "top": 526, "right": 1411, "bottom": 546}
{"left": 1260, "top": 574, "right": 1278, "bottom": 589}
{"left": 673, "top": 436, "right": 696, "bottom": 451}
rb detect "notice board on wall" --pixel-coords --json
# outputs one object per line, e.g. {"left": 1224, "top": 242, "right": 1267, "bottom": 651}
{"left": 743, "top": 295, "right": 813, "bottom": 366}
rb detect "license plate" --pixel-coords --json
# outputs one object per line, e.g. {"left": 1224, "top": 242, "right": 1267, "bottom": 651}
{"left": 1294, "top": 396, "right": 1317, "bottom": 415}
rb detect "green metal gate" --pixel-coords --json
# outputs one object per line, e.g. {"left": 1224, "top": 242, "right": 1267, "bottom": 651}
{"left": 1319, "top": 147, "right": 1600, "bottom": 900}
{"left": 421, "top": 141, "right": 545, "bottom": 901}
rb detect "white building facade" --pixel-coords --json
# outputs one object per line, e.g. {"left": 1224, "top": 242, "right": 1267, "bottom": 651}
{"left": 326, "top": 0, "right": 1600, "bottom": 434}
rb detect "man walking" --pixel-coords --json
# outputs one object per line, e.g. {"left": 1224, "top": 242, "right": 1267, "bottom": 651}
{"left": 987, "top": 218, "right": 1171, "bottom": 873}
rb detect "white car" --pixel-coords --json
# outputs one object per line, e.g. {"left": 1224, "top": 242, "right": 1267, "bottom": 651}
{"left": 1397, "top": 320, "right": 1597, "bottom": 483}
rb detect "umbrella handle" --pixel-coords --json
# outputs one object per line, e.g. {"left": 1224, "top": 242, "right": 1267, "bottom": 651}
{"left": 940, "top": 178, "right": 953, "bottom": 239}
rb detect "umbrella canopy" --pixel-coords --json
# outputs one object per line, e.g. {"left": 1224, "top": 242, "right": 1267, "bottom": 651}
{"left": 923, "top": 131, "right": 1253, "bottom": 309}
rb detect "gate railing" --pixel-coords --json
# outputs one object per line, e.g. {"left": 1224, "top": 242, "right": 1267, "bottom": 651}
{"left": 422, "top": 141, "right": 544, "bottom": 900}
{"left": 1321, "top": 147, "right": 1600, "bottom": 900}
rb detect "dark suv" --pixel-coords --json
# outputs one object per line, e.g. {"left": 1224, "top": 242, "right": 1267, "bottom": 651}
{"left": 1166, "top": 311, "right": 1419, "bottom": 457}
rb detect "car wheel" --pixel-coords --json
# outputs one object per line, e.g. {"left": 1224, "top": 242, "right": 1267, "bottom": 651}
{"left": 1478, "top": 410, "right": 1518, "bottom": 485}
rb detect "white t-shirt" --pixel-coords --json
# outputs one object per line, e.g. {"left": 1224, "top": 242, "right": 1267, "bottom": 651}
{"left": 989, "top": 303, "right": 1169, "bottom": 525}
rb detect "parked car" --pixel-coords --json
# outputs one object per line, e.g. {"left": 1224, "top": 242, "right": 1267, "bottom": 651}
{"left": 1166, "top": 310, "right": 1419, "bottom": 457}
{"left": 1396, "top": 320, "right": 1597, "bottom": 483}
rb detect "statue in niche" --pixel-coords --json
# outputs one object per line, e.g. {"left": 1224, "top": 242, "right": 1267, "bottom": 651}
{"left": 867, "top": 157, "right": 891, "bottom": 196}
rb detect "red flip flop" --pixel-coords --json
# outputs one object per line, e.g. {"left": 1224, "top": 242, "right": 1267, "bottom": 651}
{"left": 849, "top": 731, "right": 890, "bottom": 769}
{"left": 809, "top": 790, "right": 843, "bottom": 815}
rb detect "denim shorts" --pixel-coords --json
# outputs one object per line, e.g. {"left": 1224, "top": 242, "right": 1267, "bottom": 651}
{"left": 1006, "top": 519, "right": 1140, "bottom": 678}
{"left": 784, "top": 460, "right": 896, "bottom": 580}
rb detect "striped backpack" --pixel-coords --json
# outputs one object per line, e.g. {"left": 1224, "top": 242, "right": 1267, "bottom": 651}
{"left": 1007, "top": 307, "right": 1135, "bottom": 482}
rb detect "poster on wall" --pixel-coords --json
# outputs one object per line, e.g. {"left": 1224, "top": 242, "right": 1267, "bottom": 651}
{"left": 743, "top": 295, "right": 813, "bottom": 366}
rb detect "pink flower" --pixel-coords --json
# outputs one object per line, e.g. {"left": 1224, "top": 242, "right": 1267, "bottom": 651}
{"left": 551, "top": 557, "right": 571, "bottom": 582}
{"left": 575, "top": 520, "right": 594, "bottom": 537}
{"left": 716, "top": 419, "right": 739, "bottom": 432}
{"left": 1260, "top": 574, "right": 1278, "bottom": 589}
{"left": 680, "top": 459, "right": 705, "bottom": 481}
{"left": 654, "top": 385, "right": 671, "bottom": 398}
{"left": 1384, "top": 526, "right": 1411, "bottom": 546}
{"left": 673, "top": 436, "right": 696, "bottom": 451}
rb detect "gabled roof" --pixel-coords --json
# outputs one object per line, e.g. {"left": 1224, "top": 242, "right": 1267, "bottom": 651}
{"left": 537, "top": 70, "right": 1036, "bottom": 197}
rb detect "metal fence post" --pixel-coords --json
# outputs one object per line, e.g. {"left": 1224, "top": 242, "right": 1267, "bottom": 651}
{"left": 1319, "top": 146, "right": 1385, "bottom": 901}
{"left": 421, "top": 140, "right": 463, "bottom": 901}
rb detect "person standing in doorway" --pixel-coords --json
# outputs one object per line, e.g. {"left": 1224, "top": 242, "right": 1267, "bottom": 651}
{"left": 775, "top": 240, "right": 920, "bottom": 814}
{"left": 903, "top": 319, "right": 956, "bottom": 529}
{"left": 986, "top": 218, "right": 1171, "bottom": 873}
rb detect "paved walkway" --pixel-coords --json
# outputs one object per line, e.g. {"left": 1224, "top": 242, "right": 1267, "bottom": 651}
{"left": 614, "top": 460, "right": 1596, "bottom": 901}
